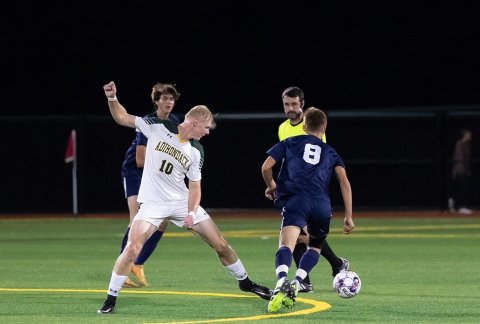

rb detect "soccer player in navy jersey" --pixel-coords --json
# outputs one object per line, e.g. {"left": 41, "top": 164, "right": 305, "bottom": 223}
{"left": 277, "top": 87, "right": 349, "bottom": 293}
{"left": 98, "top": 81, "right": 271, "bottom": 314}
{"left": 120, "top": 83, "right": 180, "bottom": 287}
{"left": 262, "top": 107, "right": 354, "bottom": 313}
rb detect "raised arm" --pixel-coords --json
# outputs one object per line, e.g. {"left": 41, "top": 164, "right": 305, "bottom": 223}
{"left": 103, "top": 81, "right": 137, "bottom": 128}
{"left": 335, "top": 166, "right": 355, "bottom": 234}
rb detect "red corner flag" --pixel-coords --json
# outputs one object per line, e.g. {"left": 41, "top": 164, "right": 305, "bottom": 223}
{"left": 65, "top": 130, "right": 76, "bottom": 163}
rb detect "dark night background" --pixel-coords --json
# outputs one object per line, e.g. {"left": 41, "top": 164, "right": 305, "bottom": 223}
{"left": 2, "top": 2, "right": 479, "bottom": 213}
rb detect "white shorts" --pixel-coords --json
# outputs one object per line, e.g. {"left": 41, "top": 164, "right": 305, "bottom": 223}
{"left": 133, "top": 202, "right": 210, "bottom": 228}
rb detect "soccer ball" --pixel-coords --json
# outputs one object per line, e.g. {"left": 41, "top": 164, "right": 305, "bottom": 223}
{"left": 333, "top": 270, "right": 361, "bottom": 298}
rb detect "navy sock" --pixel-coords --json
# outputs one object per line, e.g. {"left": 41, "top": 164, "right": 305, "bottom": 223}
{"left": 275, "top": 246, "right": 292, "bottom": 280}
{"left": 135, "top": 231, "right": 163, "bottom": 265}
{"left": 296, "top": 249, "right": 320, "bottom": 283}
{"left": 293, "top": 243, "right": 310, "bottom": 284}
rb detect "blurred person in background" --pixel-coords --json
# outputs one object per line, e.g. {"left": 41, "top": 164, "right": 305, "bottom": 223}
{"left": 448, "top": 129, "right": 473, "bottom": 214}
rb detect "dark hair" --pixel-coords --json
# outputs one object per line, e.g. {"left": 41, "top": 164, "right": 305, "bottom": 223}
{"left": 151, "top": 83, "right": 180, "bottom": 103}
{"left": 282, "top": 86, "right": 305, "bottom": 103}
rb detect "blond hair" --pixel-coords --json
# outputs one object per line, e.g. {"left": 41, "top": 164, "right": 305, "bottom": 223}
{"left": 304, "top": 107, "right": 327, "bottom": 133}
{"left": 185, "top": 105, "right": 217, "bottom": 129}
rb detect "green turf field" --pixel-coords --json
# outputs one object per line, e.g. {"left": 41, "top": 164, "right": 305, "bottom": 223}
{"left": 1, "top": 215, "right": 479, "bottom": 323}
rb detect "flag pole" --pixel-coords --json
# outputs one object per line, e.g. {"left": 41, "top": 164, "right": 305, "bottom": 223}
{"left": 65, "top": 129, "right": 78, "bottom": 215}
{"left": 72, "top": 129, "right": 78, "bottom": 215}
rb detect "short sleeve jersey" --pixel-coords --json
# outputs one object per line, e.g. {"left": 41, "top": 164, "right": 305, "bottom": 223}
{"left": 278, "top": 119, "right": 327, "bottom": 143}
{"left": 267, "top": 134, "right": 344, "bottom": 203}
{"left": 121, "top": 112, "right": 180, "bottom": 177}
{"left": 135, "top": 116, "right": 204, "bottom": 204}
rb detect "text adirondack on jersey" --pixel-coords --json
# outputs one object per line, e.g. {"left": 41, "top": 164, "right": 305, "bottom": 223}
{"left": 134, "top": 116, "right": 204, "bottom": 204}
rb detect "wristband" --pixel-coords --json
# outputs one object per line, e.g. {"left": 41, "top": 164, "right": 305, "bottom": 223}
{"left": 107, "top": 96, "right": 118, "bottom": 102}
{"left": 188, "top": 211, "right": 195, "bottom": 217}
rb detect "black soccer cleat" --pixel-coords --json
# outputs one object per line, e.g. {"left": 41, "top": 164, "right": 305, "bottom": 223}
{"left": 298, "top": 282, "right": 314, "bottom": 293}
{"left": 97, "top": 299, "right": 116, "bottom": 314}
{"left": 239, "top": 279, "right": 272, "bottom": 301}
{"left": 250, "top": 282, "right": 272, "bottom": 300}
{"left": 332, "top": 257, "right": 350, "bottom": 277}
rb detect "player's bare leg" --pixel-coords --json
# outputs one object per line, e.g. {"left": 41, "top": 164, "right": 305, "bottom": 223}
{"left": 98, "top": 220, "right": 156, "bottom": 314}
{"left": 191, "top": 218, "right": 271, "bottom": 300}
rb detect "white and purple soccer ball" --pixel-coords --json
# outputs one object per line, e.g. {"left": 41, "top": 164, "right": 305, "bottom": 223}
{"left": 333, "top": 270, "right": 361, "bottom": 298}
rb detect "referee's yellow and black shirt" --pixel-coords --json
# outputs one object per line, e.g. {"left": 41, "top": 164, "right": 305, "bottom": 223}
{"left": 278, "top": 119, "right": 327, "bottom": 143}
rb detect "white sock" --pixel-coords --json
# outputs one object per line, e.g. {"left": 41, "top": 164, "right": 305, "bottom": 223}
{"left": 107, "top": 271, "right": 128, "bottom": 297}
{"left": 295, "top": 269, "right": 308, "bottom": 282}
{"left": 225, "top": 259, "right": 248, "bottom": 280}
{"left": 275, "top": 276, "right": 287, "bottom": 288}
{"left": 275, "top": 264, "right": 289, "bottom": 277}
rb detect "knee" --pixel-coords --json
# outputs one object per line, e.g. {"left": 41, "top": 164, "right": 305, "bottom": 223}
{"left": 123, "top": 242, "right": 142, "bottom": 261}
{"left": 213, "top": 240, "right": 231, "bottom": 256}
{"left": 309, "top": 234, "right": 327, "bottom": 249}
{"left": 297, "top": 234, "right": 309, "bottom": 245}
